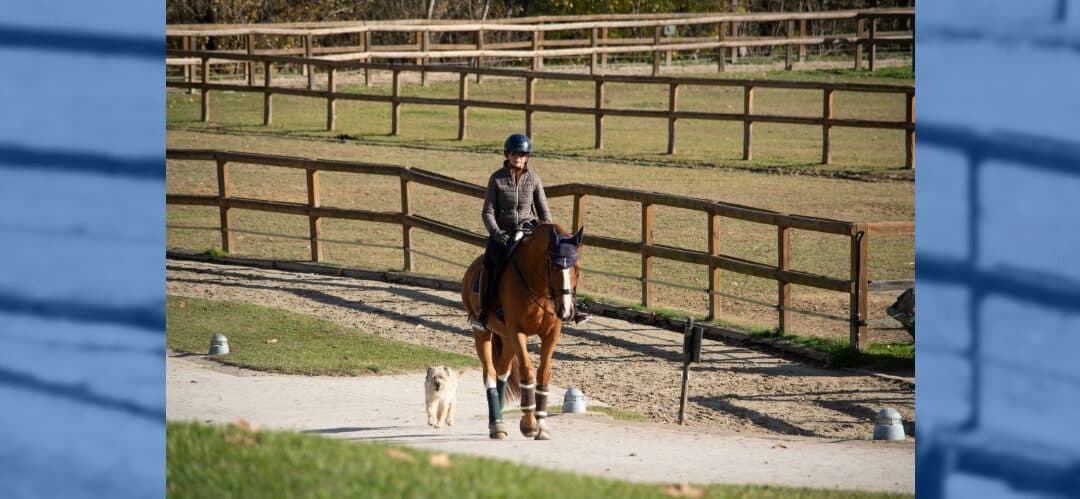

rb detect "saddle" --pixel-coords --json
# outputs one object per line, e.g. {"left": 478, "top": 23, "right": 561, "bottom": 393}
{"left": 472, "top": 229, "right": 527, "bottom": 295}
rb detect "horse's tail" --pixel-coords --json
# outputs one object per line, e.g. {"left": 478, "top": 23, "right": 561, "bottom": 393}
{"left": 491, "top": 334, "right": 521, "bottom": 402}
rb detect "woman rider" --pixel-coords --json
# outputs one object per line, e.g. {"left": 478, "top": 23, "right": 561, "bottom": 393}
{"left": 470, "top": 133, "right": 588, "bottom": 329}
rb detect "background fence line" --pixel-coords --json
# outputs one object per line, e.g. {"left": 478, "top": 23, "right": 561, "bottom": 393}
{"left": 166, "top": 148, "right": 913, "bottom": 350}
{"left": 166, "top": 52, "right": 915, "bottom": 168}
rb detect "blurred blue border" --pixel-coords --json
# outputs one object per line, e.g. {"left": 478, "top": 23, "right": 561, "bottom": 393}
{"left": 917, "top": 1, "right": 1080, "bottom": 497}
{"left": 0, "top": 1, "right": 165, "bottom": 498}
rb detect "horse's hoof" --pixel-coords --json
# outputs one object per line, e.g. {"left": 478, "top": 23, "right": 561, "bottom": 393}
{"left": 534, "top": 429, "right": 551, "bottom": 440}
{"left": 520, "top": 422, "right": 538, "bottom": 438}
{"left": 489, "top": 422, "right": 508, "bottom": 440}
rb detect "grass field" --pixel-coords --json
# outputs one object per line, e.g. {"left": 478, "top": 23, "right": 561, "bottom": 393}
{"left": 168, "top": 421, "right": 913, "bottom": 499}
{"left": 166, "top": 64, "right": 913, "bottom": 346}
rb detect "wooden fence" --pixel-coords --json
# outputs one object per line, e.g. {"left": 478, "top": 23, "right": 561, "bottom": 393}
{"left": 166, "top": 52, "right": 915, "bottom": 168}
{"left": 166, "top": 7, "right": 913, "bottom": 83}
{"left": 166, "top": 148, "right": 913, "bottom": 350}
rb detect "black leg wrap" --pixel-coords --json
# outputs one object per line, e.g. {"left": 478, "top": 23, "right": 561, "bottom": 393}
{"left": 520, "top": 382, "right": 536, "bottom": 412}
{"left": 486, "top": 387, "right": 501, "bottom": 425}
{"left": 536, "top": 384, "right": 549, "bottom": 418}
{"left": 496, "top": 377, "right": 507, "bottom": 408}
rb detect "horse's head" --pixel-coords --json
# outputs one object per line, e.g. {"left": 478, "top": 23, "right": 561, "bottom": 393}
{"left": 547, "top": 225, "right": 584, "bottom": 322}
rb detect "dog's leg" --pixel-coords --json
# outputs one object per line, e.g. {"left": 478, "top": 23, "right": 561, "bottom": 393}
{"left": 426, "top": 395, "right": 437, "bottom": 427}
{"left": 447, "top": 399, "right": 456, "bottom": 427}
{"left": 435, "top": 399, "right": 449, "bottom": 428}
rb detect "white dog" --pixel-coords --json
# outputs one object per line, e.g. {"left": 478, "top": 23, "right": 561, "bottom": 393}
{"left": 425, "top": 366, "right": 465, "bottom": 428}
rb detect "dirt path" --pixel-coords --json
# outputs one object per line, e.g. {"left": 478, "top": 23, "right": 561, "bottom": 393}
{"left": 167, "top": 259, "right": 913, "bottom": 441}
{"left": 168, "top": 352, "right": 913, "bottom": 493}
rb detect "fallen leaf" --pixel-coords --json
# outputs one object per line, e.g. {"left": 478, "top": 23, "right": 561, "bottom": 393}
{"left": 429, "top": 453, "right": 452, "bottom": 468}
{"left": 266, "top": 338, "right": 278, "bottom": 344}
{"left": 385, "top": 448, "right": 415, "bottom": 462}
{"left": 231, "top": 419, "right": 259, "bottom": 433}
{"left": 663, "top": 483, "right": 704, "bottom": 497}
{"left": 772, "top": 442, "right": 788, "bottom": 449}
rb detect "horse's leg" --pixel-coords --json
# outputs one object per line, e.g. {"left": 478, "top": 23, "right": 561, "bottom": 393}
{"left": 474, "top": 330, "right": 506, "bottom": 439}
{"left": 533, "top": 329, "right": 562, "bottom": 440}
{"left": 509, "top": 331, "right": 539, "bottom": 438}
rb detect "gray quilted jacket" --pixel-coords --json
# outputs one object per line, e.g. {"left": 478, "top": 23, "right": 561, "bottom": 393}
{"left": 482, "top": 163, "right": 552, "bottom": 235}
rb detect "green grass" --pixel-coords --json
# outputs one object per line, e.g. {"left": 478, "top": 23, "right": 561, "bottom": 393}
{"left": 167, "top": 295, "right": 477, "bottom": 375}
{"left": 748, "top": 329, "right": 914, "bottom": 371}
{"left": 168, "top": 421, "right": 912, "bottom": 499}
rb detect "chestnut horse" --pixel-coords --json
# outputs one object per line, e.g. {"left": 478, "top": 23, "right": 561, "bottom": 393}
{"left": 460, "top": 223, "right": 583, "bottom": 440}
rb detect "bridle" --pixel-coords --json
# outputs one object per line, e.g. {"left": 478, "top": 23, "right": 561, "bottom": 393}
{"left": 508, "top": 234, "right": 579, "bottom": 319}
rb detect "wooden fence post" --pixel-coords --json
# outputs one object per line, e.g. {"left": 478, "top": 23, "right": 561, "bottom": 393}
{"left": 307, "top": 169, "right": 322, "bottom": 262}
{"left": 641, "top": 202, "right": 654, "bottom": 308}
{"left": 594, "top": 80, "right": 605, "bottom": 149}
{"left": 326, "top": 67, "right": 336, "bottom": 131}
{"left": 216, "top": 159, "right": 234, "bottom": 253}
{"left": 854, "top": 18, "right": 865, "bottom": 70}
{"left": 414, "top": 30, "right": 423, "bottom": 67}
{"left": 532, "top": 30, "right": 542, "bottom": 70}
{"left": 777, "top": 226, "right": 791, "bottom": 333}
{"left": 869, "top": 17, "right": 877, "bottom": 71}
{"left": 263, "top": 61, "right": 272, "bottom": 126}
{"left": 785, "top": 20, "right": 794, "bottom": 70}
{"left": 476, "top": 29, "right": 485, "bottom": 83}
{"left": 906, "top": 91, "right": 915, "bottom": 169}
{"left": 401, "top": 176, "right": 414, "bottom": 272}
{"left": 849, "top": 225, "right": 868, "bottom": 351}
{"left": 600, "top": 27, "right": 608, "bottom": 69}
{"left": 183, "top": 36, "right": 193, "bottom": 93}
{"left": 667, "top": 83, "right": 679, "bottom": 155}
{"left": 717, "top": 22, "right": 726, "bottom": 72}
{"left": 421, "top": 30, "right": 430, "bottom": 86}
{"left": 458, "top": 72, "right": 469, "bottom": 140}
{"left": 391, "top": 69, "right": 401, "bottom": 135}
{"left": 525, "top": 76, "right": 536, "bottom": 138}
{"left": 652, "top": 25, "right": 661, "bottom": 76}
{"left": 363, "top": 31, "right": 372, "bottom": 87}
{"left": 573, "top": 193, "right": 586, "bottom": 232}
{"left": 200, "top": 57, "right": 210, "bottom": 122}
{"left": 799, "top": 19, "right": 807, "bottom": 62}
{"left": 821, "top": 88, "right": 834, "bottom": 164}
{"left": 742, "top": 85, "right": 754, "bottom": 161}
{"left": 304, "top": 34, "right": 314, "bottom": 90}
{"left": 707, "top": 211, "right": 721, "bottom": 320}
{"left": 590, "top": 28, "right": 598, "bottom": 75}
{"left": 246, "top": 33, "right": 255, "bottom": 86}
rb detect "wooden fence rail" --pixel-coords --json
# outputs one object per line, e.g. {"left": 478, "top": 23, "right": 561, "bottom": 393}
{"left": 167, "top": 8, "right": 912, "bottom": 78}
{"left": 166, "top": 52, "right": 915, "bottom": 168}
{"left": 167, "top": 148, "right": 914, "bottom": 350}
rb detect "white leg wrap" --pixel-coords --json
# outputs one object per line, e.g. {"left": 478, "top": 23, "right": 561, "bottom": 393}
{"left": 520, "top": 405, "right": 535, "bottom": 412}
{"left": 535, "top": 411, "right": 548, "bottom": 418}
{"left": 519, "top": 382, "right": 536, "bottom": 389}
{"left": 497, "top": 373, "right": 510, "bottom": 382}
{"left": 535, "top": 390, "right": 549, "bottom": 396}
{"left": 485, "top": 377, "right": 496, "bottom": 389}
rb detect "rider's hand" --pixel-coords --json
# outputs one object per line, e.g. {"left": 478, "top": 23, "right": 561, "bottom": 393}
{"left": 494, "top": 231, "right": 510, "bottom": 245}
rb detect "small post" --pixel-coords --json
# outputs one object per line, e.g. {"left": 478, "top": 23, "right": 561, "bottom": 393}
{"left": 525, "top": 76, "right": 536, "bottom": 139}
{"left": 905, "top": 92, "right": 915, "bottom": 169}
{"left": 652, "top": 25, "right": 661, "bottom": 76}
{"left": 777, "top": 226, "right": 791, "bottom": 333}
{"left": 742, "top": 85, "right": 754, "bottom": 161}
{"left": 304, "top": 34, "right": 314, "bottom": 90}
{"left": 326, "top": 67, "right": 336, "bottom": 131}
{"left": 594, "top": 80, "right": 605, "bottom": 149}
{"left": 590, "top": 28, "right": 598, "bottom": 75}
{"left": 573, "top": 193, "right": 586, "bottom": 232}
{"left": 667, "top": 83, "right": 679, "bottom": 155}
{"left": 458, "top": 72, "right": 469, "bottom": 140}
{"left": 822, "top": 88, "right": 834, "bottom": 164}
{"left": 216, "top": 159, "right": 234, "bottom": 253}
{"left": 849, "top": 225, "right": 868, "bottom": 351}
{"left": 707, "top": 212, "right": 721, "bottom": 320}
{"left": 532, "top": 30, "right": 542, "bottom": 70}
{"left": 600, "top": 27, "right": 608, "bottom": 69}
{"left": 641, "top": 202, "right": 654, "bottom": 308}
{"left": 717, "top": 22, "right": 726, "bottom": 72}
{"left": 414, "top": 30, "right": 423, "bottom": 67}
{"left": 183, "top": 36, "right": 193, "bottom": 93}
{"left": 307, "top": 169, "right": 322, "bottom": 262}
{"left": 391, "top": 69, "right": 401, "bottom": 135}
{"left": 263, "top": 61, "right": 272, "bottom": 126}
{"left": 401, "top": 176, "right": 413, "bottom": 272}
{"left": 476, "top": 29, "right": 485, "bottom": 83}
{"left": 678, "top": 317, "right": 699, "bottom": 425}
{"left": 420, "top": 30, "right": 429, "bottom": 86}
{"left": 854, "top": 18, "right": 865, "bottom": 70}
{"left": 246, "top": 33, "right": 255, "bottom": 86}
{"left": 200, "top": 57, "right": 210, "bottom": 122}
{"left": 869, "top": 17, "right": 878, "bottom": 71}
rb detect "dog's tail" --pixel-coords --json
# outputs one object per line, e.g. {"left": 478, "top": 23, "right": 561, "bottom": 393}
{"left": 491, "top": 334, "right": 521, "bottom": 402}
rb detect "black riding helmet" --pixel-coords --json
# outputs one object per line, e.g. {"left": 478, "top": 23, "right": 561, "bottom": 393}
{"left": 503, "top": 133, "right": 532, "bottom": 154}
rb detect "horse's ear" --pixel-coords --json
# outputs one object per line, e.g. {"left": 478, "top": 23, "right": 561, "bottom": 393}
{"left": 550, "top": 225, "right": 561, "bottom": 245}
{"left": 571, "top": 226, "right": 584, "bottom": 246}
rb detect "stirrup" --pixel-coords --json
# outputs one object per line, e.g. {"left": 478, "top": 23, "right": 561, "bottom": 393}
{"left": 571, "top": 312, "right": 591, "bottom": 325}
{"left": 468, "top": 317, "right": 486, "bottom": 331}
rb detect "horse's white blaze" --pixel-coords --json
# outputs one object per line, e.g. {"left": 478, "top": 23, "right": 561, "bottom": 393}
{"left": 559, "top": 268, "right": 573, "bottom": 320}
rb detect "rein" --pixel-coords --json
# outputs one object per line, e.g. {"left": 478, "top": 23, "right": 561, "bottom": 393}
{"left": 509, "top": 259, "right": 559, "bottom": 318}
